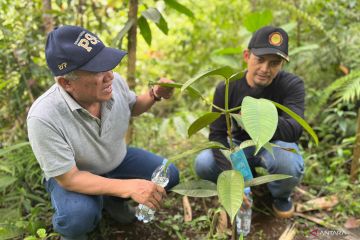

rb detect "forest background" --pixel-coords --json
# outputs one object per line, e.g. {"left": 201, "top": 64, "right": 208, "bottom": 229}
{"left": 0, "top": 0, "right": 359, "bottom": 239}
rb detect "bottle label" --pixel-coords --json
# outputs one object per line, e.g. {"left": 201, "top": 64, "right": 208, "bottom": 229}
{"left": 230, "top": 149, "right": 253, "bottom": 181}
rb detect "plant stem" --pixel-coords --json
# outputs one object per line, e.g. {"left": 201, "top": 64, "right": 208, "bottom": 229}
{"left": 225, "top": 79, "right": 234, "bottom": 149}
{"left": 231, "top": 217, "right": 237, "bottom": 240}
{"left": 227, "top": 105, "right": 242, "bottom": 113}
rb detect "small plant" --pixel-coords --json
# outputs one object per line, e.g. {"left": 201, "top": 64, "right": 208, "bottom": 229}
{"left": 152, "top": 66, "right": 318, "bottom": 239}
{"left": 23, "top": 228, "right": 58, "bottom": 240}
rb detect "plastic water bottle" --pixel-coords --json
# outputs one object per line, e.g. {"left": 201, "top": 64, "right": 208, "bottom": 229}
{"left": 135, "top": 159, "right": 169, "bottom": 223}
{"left": 236, "top": 187, "right": 252, "bottom": 236}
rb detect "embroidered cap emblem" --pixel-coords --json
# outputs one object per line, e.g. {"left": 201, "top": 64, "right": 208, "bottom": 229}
{"left": 269, "top": 32, "right": 283, "bottom": 46}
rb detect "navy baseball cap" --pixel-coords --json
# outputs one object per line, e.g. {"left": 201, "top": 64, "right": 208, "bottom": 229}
{"left": 248, "top": 26, "right": 289, "bottom": 62}
{"left": 45, "top": 25, "right": 127, "bottom": 76}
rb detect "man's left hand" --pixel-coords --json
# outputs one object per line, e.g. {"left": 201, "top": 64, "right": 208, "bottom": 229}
{"left": 153, "top": 78, "right": 174, "bottom": 99}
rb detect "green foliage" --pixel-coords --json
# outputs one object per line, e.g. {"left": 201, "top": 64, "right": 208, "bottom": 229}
{"left": 171, "top": 180, "right": 217, "bottom": 197}
{"left": 217, "top": 170, "right": 244, "bottom": 223}
{"left": 188, "top": 112, "right": 221, "bottom": 137}
{"left": 241, "top": 97, "right": 278, "bottom": 153}
{"left": 243, "top": 10, "right": 273, "bottom": 32}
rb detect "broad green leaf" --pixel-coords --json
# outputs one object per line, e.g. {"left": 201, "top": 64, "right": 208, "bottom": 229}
{"left": 0, "top": 176, "right": 17, "bottom": 190}
{"left": 168, "top": 141, "right": 228, "bottom": 162}
{"left": 0, "top": 142, "right": 30, "bottom": 156}
{"left": 243, "top": 10, "right": 273, "bottom": 32}
{"left": 228, "top": 71, "right": 244, "bottom": 82}
{"left": 244, "top": 174, "right": 292, "bottom": 187}
{"left": 271, "top": 101, "right": 319, "bottom": 145}
{"left": 188, "top": 112, "right": 222, "bottom": 137}
{"left": 156, "top": 14, "right": 169, "bottom": 35}
{"left": 242, "top": 97, "right": 278, "bottom": 153}
{"left": 171, "top": 180, "right": 217, "bottom": 197}
{"left": 181, "top": 66, "right": 235, "bottom": 92}
{"left": 111, "top": 18, "right": 135, "bottom": 48}
{"left": 138, "top": 16, "right": 151, "bottom": 46}
{"left": 142, "top": 7, "right": 168, "bottom": 35}
{"left": 231, "top": 113, "right": 244, "bottom": 129}
{"left": 235, "top": 140, "right": 256, "bottom": 151}
{"left": 217, "top": 170, "right": 244, "bottom": 222}
{"left": 164, "top": 0, "right": 194, "bottom": 18}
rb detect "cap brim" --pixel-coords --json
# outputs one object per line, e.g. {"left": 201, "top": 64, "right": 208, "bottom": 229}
{"left": 251, "top": 48, "right": 289, "bottom": 62}
{"left": 78, "top": 47, "right": 127, "bottom": 72}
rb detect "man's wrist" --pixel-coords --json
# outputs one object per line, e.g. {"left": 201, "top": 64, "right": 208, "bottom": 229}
{"left": 149, "top": 87, "right": 162, "bottom": 102}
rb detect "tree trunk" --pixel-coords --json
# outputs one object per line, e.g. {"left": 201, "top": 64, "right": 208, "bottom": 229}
{"left": 126, "top": 0, "right": 138, "bottom": 144}
{"left": 42, "top": 0, "right": 53, "bottom": 34}
{"left": 351, "top": 108, "right": 360, "bottom": 182}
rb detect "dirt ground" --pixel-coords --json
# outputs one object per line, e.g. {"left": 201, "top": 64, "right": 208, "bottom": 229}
{"left": 89, "top": 185, "right": 360, "bottom": 240}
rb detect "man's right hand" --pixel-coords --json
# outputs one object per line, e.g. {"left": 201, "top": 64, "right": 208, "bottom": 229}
{"left": 126, "top": 179, "right": 167, "bottom": 210}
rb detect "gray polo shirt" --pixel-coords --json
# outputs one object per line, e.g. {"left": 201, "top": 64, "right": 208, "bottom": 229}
{"left": 27, "top": 73, "right": 136, "bottom": 180}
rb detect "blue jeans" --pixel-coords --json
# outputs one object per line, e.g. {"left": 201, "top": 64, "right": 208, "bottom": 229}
{"left": 195, "top": 140, "right": 304, "bottom": 199}
{"left": 45, "top": 147, "right": 179, "bottom": 239}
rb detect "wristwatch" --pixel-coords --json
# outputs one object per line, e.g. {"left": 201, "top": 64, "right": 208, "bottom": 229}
{"left": 149, "top": 87, "right": 162, "bottom": 101}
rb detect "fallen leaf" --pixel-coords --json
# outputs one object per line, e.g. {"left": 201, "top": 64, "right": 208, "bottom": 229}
{"left": 279, "top": 223, "right": 297, "bottom": 240}
{"left": 344, "top": 217, "right": 360, "bottom": 229}
{"left": 216, "top": 210, "right": 229, "bottom": 235}
{"left": 296, "top": 194, "right": 338, "bottom": 212}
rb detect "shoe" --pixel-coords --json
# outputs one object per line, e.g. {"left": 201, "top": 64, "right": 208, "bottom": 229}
{"left": 103, "top": 198, "right": 136, "bottom": 224}
{"left": 272, "top": 197, "right": 295, "bottom": 218}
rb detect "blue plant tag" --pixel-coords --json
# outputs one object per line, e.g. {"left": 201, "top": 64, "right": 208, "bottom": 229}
{"left": 230, "top": 149, "right": 253, "bottom": 181}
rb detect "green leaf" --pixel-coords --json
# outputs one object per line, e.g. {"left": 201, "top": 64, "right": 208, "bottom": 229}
{"left": 0, "top": 142, "right": 30, "bottom": 156}
{"left": 0, "top": 175, "right": 17, "bottom": 190}
{"left": 168, "top": 141, "right": 228, "bottom": 162}
{"left": 243, "top": 10, "right": 273, "bottom": 32}
{"left": 142, "top": 7, "right": 168, "bottom": 35}
{"left": 0, "top": 225, "right": 23, "bottom": 239}
{"left": 138, "top": 16, "right": 152, "bottom": 46}
{"left": 23, "top": 237, "right": 37, "bottom": 240}
{"left": 164, "top": 0, "right": 194, "bottom": 18}
{"left": 242, "top": 97, "right": 278, "bottom": 153}
{"left": 228, "top": 71, "right": 244, "bottom": 82}
{"left": 263, "top": 142, "right": 274, "bottom": 158}
{"left": 156, "top": 14, "right": 169, "bottom": 35}
{"left": 142, "top": 7, "right": 161, "bottom": 23}
{"left": 235, "top": 140, "right": 256, "bottom": 151}
{"left": 36, "top": 228, "right": 47, "bottom": 238}
{"left": 244, "top": 174, "right": 292, "bottom": 187}
{"left": 217, "top": 170, "right": 244, "bottom": 223}
{"left": 181, "top": 66, "right": 235, "bottom": 92}
{"left": 111, "top": 18, "right": 135, "bottom": 48}
{"left": 188, "top": 112, "right": 222, "bottom": 137}
{"left": 271, "top": 101, "right": 319, "bottom": 145}
{"left": 171, "top": 180, "right": 217, "bottom": 197}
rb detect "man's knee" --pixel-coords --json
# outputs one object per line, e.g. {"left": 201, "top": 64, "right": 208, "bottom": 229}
{"left": 53, "top": 198, "right": 101, "bottom": 238}
{"left": 194, "top": 149, "right": 212, "bottom": 178}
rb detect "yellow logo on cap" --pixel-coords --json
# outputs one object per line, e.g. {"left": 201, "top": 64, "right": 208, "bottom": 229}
{"left": 269, "top": 32, "right": 283, "bottom": 46}
{"left": 58, "top": 62, "right": 67, "bottom": 70}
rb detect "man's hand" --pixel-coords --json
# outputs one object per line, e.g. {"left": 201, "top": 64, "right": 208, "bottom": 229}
{"left": 127, "top": 179, "right": 167, "bottom": 210}
{"left": 153, "top": 78, "right": 174, "bottom": 99}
